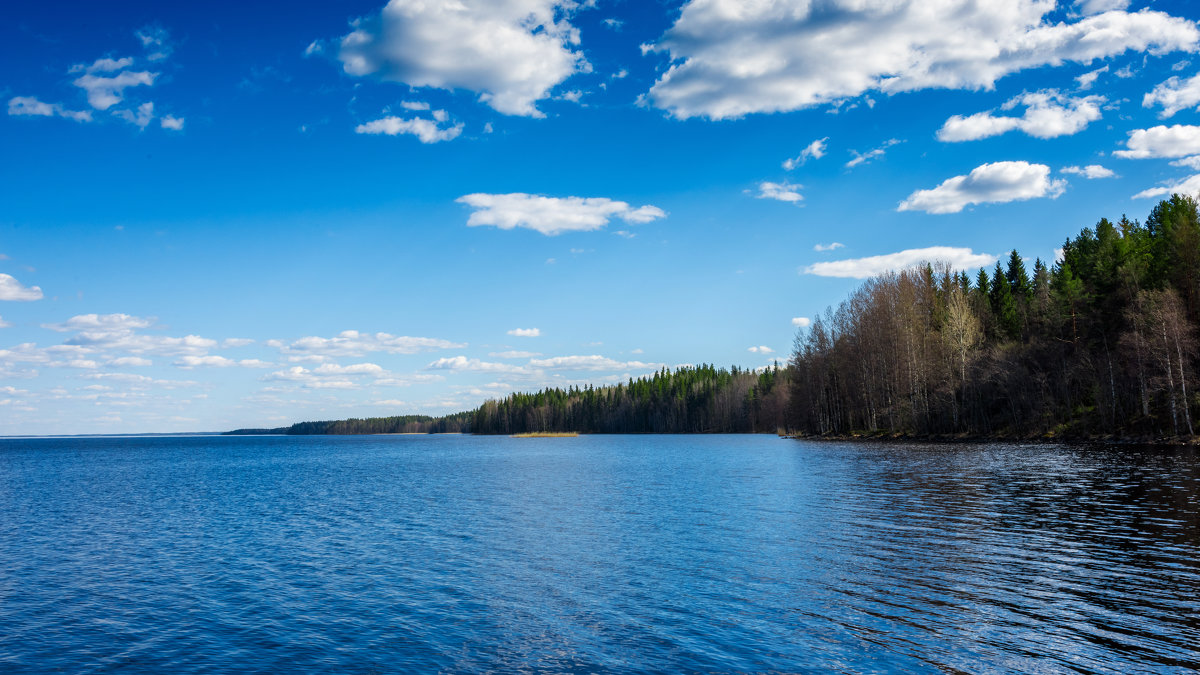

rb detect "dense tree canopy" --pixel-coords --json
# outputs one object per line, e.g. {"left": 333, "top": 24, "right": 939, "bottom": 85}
{"left": 788, "top": 195, "right": 1200, "bottom": 439}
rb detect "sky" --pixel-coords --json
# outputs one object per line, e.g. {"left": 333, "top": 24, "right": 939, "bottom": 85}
{"left": 4, "top": 0, "right": 1200, "bottom": 434}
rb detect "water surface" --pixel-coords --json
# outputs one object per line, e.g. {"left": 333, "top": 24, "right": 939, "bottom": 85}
{"left": 0, "top": 435, "right": 1197, "bottom": 673}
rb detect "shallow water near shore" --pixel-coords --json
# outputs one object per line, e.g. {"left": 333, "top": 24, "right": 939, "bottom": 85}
{"left": 0, "top": 434, "right": 1197, "bottom": 673}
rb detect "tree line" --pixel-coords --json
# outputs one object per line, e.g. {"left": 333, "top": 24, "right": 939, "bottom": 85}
{"left": 470, "top": 364, "right": 788, "bottom": 434}
{"left": 229, "top": 195, "right": 1200, "bottom": 441}
{"left": 226, "top": 413, "right": 472, "bottom": 435}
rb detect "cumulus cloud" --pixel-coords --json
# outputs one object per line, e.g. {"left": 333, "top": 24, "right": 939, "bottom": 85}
{"left": 1144, "top": 73, "right": 1200, "bottom": 118}
{"left": 1076, "top": 65, "right": 1109, "bottom": 90}
{"left": 792, "top": 317, "right": 812, "bottom": 328}
{"left": 898, "top": 161, "right": 1066, "bottom": 214}
{"left": 268, "top": 330, "right": 464, "bottom": 358}
{"left": 846, "top": 139, "right": 900, "bottom": 168}
{"left": 813, "top": 242, "right": 844, "bottom": 252}
{"left": 0, "top": 274, "right": 43, "bottom": 301}
{"left": 527, "top": 355, "right": 658, "bottom": 371}
{"left": 457, "top": 193, "right": 666, "bottom": 236}
{"left": 107, "top": 356, "right": 152, "bottom": 367}
{"left": 426, "top": 356, "right": 528, "bottom": 373}
{"left": 335, "top": 0, "right": 588, "bottom": 117}
{"left": 644, "top": 0, "right": 1198, "bottom": 119}
{"left": 1061, "top": 164, "right": 1117, "bottom": 179}
{"left": 113, "top": 101, "right": 155, "bottom": 128}
{"left": 783, "top": 137, "right": 827, "bottom": 170}
{"left": 355, "top": 114, "right": 463, "bottom": 143}
{"left": 747, "top": 346, "right": 774, "bottom": 354}
{"left": 756, "top": 181, "right": 803, "bottom": 203}
{"left": 489, "top": 350, "right": 542, "bottom": 358}
{"left": 160, "top": 115, "right": 184, "bottom": 130}
{"left": 1114, "top": 125, "right": 1200, "bottom": 159}
{"left": 507, "top": 327, "right": 541, "bottom": 337}
{"left": 71, "top": 57, "right": 135, "bottom": 74}
{"left": 74, "top": 70, "right": 157, "bottom": 110}
{"left": 1131, "top": 174, "right": 1200, "bottom": 200}
{"left": 804, "top": 247, "right": 998, "bottom": 279}
{"left": 43, "top": 313, "right": 153, "bottom": 332}
{"left": 174, "top": 356, "right": 273, "bottom": 369}
{"left": 8, "top": 96, "right": 92, "bottom": 122}
{"left": 937, "top": 90, "right": 1103, "bottom": 141}
{"left": 0, "top": 316, "right": 10, "bottom": 328}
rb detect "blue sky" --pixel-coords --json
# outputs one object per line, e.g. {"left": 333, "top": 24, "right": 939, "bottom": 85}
{"left": 4, "top": 0, "right": 1200, "bottom": 434}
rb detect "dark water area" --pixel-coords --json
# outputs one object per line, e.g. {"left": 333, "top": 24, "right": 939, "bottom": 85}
{"left": 0, "top": 435, "right": 1197, "bottom": 673}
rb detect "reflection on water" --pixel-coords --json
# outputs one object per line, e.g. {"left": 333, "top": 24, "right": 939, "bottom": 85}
{"left": 0, "top": 435, "right": 1196, "bottom": 673}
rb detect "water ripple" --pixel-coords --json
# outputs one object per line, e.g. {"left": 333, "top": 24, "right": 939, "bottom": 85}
{"left": 0, "top": 435, "right": 1197, "bottom": 673}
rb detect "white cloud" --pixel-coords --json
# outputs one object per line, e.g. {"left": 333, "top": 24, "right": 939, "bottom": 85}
{"left": 71, "top": 57, "right": 135, "bottom": 74}
{"left": 174, "top": 355, "right": 237, "bottom": 368}
{"left": 1171, "top": 156, "right": 1200, "bottom": 170}
{"left": 846, "top": 139, "right": 900, "bottom": 168}
{"left": 813, "top": 242, "right": 844, "bottom": 252}
{"left": 1131, "top": 174, "right": 1200, "bottom": 200}
{"left": 44, "top": 314, "right": 153, "bottom": 332}
{"left": 160, "top": 115, "right": 185, "bottom": 130}
{"left": 1061, "top": 164, "right": 1117, "bottom": 179}
{"left": 748, "top": 345, "right": 774, "bottom": 354}
{"left": 1144, "top": 72, "right": 1200, "bottom": 118}
{"left": 507, "top": 327, "right": 541, "bottom": 337}
{"left": 457, "top": 193, "right": 666, "bottom": 236}
{"left": 8, "top": 96, "right": 92, "bottom": 122}
{"left": 400, "top": 100, "right": 430, "bottom": 111}
{"left": 136, "top": 26, "right": 168, "bottom": 49}
{"left": 644, "top": 1, "right": 1198, "bottom": 119}
{"left": 221, "top": 338, "right": 254, "bottom": 348}
{"left": 937, "top": 90, "right": 1103, "bottom": 141}
{"left": 1076, "top": 65, "right": 1108, "bottom": 90}
{"left": 1114, "top": 125, "right": 1200, "bottom": 159}
{"left": 804, "top": 247, "right": 999, "bottom": 279}
{"left": 73, "top": 71, "right": 157, "bottom": 110}
{"left": 527, "top": 355, "right": 658, "bottom": 371}
{"left": 269, "top": 330, "right": 464, "bottom": 357}
{"left": 0, "top": 274, "right": 43, "bottom": 301}
{"left": 107, "top": 356, "right": 152, "bottom": 367}
{"left": 783, "top": 137, "right": 827, "bottom": 170}
{"left": 336, "top": 0, "right": 588, "bottom": 117}
{"left": 756, "top": 181, "right": 803, "bottom": 203}
{"left": 355, "top": 115, "right": 463, "bottom": 143}
{"left": 792, "top": 317, "right": 811, "bottom": 328}
{"left": 313, "top": 362, "right": 385, "bottom": 376}
{"left": 113, "top": 101, "right": 155, "bottom": 128}
{"left": 426, "top": 356, "right": 528, "bottom": 373}
{"left": 898, "top": 161, "right": 1066, "bottom": 214}
{"left": 263, "top": 366, "right": 358, "bottom": 389}
{"left": 489, "top": 350, "right": 541, "bottom": 358}
{"left": 0, "top": 316, "right": 10, "bottom": 328}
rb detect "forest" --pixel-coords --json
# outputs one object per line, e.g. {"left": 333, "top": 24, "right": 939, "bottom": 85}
{"left": 229, "top": 195, "right": 1200, "bottom": 441}
{"left": 469, "top": 364, "right": 788, "bottom": 434}
{"left": 226, "top": 413, "right": 472, "bottom": 435}
{"left": 789, "top": 194, "right": 1200, "bottom": 439}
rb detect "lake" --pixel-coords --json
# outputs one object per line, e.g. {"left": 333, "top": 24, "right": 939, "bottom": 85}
{"left": 0, "top": 434, "right": 1197, "bottom": 673}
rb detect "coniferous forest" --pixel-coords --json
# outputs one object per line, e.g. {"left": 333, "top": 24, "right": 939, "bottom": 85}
{"left": 229, "top": 196, "right": 1200, "bottom": 441}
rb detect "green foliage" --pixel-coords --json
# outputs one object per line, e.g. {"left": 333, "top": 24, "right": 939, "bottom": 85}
{"left": 789, "top": 195, "right": 1200, "bottom": 439}
{"left": 470, "top": 363, "right": 789, "bottom": 434}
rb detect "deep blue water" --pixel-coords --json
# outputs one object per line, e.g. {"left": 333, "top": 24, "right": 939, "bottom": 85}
{"left": 0, "top": 434, "right": 1197, "bottom": 673}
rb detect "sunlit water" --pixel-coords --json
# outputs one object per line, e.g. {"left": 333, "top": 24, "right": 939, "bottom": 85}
{"left": 0, "top": 434, "right": 1197, "bottom": 673}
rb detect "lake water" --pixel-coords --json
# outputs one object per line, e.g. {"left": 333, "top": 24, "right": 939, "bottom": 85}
{"left": 0, "top": 434, "right": 1197, "bottom": 673}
